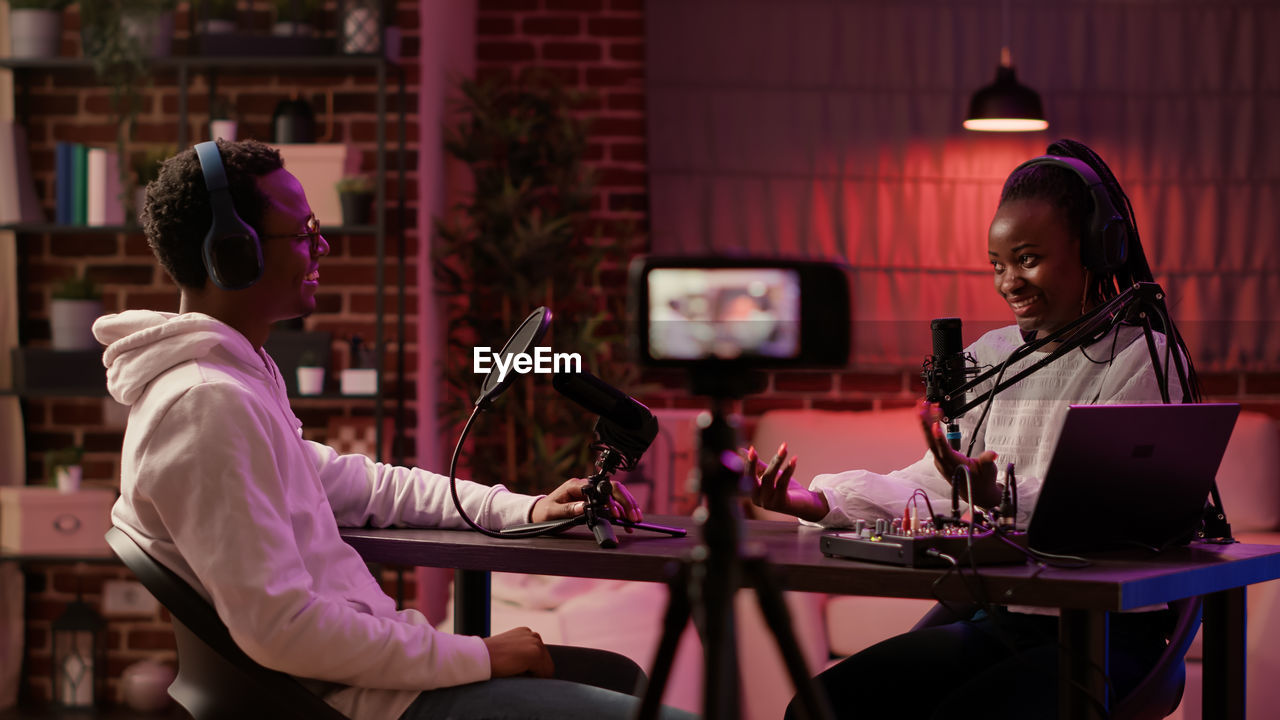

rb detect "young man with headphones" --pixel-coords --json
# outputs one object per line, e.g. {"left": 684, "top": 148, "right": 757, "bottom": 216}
{"left": 92, "top": 139, "right": 688, "bottom": 720}
{"left": 749, "top": 139, "right": 1200, "bottom": 718}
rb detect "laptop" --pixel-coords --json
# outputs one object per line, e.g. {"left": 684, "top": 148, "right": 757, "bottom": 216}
{"left": 1026, "top": 403, "right": 1240, "bottom": 554}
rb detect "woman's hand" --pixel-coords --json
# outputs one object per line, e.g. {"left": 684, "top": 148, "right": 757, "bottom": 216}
{"left": 747, "top": 443, "right": 830, "bottom": 522}
{"left": 529, "top": 478, "right": 644, "bottom": 527}
{"left": 918, "top": 400, "right": 1000, "bottom": 508}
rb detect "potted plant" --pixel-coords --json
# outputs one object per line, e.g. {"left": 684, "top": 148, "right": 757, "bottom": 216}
{"left": 44, "top": 446, "right": 84, "bottom": 493}
{"left": 271, "top": 0, "right": 323, "bottom": 37}
{"left": 433, "top": 70, "right": 634, "bottom": 493}
{"left": 295, "top": 350, "right": 325, "bottom": 396}
{"left": 8, "top": 0, "right": 72, "bottom": 59}
{"left": 80, "top": 0, "right": 177, "bottom": 61}
{"left": 340, "top": 335, "right": 377, "bottom": 396}
{"left": 336, "top": 174, "right": 375, "bottom": 226}
{"left": 50, "top": 272, "right": 104, "bottom": 351}
{"left": 80, "top": 1, "right": 177, "bottom": 207}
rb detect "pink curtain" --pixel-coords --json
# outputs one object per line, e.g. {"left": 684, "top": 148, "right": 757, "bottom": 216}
{"left": 646, "top": 0, "right": 1280, "bottom": 370}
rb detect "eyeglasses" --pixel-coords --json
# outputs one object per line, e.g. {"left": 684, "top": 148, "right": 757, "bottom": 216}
{"left": 261, "top": 214, "right": 323, "bottom": 255}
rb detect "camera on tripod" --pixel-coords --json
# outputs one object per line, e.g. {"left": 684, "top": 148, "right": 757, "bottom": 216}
{"left": 627, "top": 255, "right": 850, "bottom": 720}
{"left": 629, "top": 256, "right": 853, "bottom": 375}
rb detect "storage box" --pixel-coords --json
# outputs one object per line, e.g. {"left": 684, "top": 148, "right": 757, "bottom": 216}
{"left": 0, "top": 487, "right": 116, "bottom": 557}
{"left": 11, "top": 348, "right": 107, "bottom": 396}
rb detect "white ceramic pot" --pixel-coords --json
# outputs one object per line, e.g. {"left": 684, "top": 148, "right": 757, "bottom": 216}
{"left": 49, "top": 299, "right": 104, "bottom": 351}
{"left": 55, "top": 466, "right": 82, "bottom": 494}
{"left": 210, "top": 119, "right": 238, "bottom": 142}
{"left": 9, "top": 9, "right": 62, "bottom": 59}
{"left": 296, "top": 366, "right": 325, "bottom": 395}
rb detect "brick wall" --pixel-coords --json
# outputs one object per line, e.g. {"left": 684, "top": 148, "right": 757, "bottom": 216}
{"left": 10, "top": 1, "right": 422, "bottom": 705}
{"left": 10, "top": 0, "right": 1280, "bottom": 708}
{"left": 470, "top": 0, "right": 1280, "bottom": 429}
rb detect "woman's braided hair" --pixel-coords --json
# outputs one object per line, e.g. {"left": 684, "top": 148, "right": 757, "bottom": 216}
{"left": 1000, "top": 139, "right": 1200, "bottom": 401}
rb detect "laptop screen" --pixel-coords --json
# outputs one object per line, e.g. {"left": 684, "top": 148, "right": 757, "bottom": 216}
{"left": 1026, "top": 403, "right": 1239, "bottom": 554}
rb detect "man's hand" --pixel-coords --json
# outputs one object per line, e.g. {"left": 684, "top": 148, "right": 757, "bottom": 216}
{"left": 483, "top": 627, "right": 554, "bottom": 678}
{"left": 918, "top": 400, "right": 1000, "bottom": 507}
{"left": 747, "top": 443, "right": 830, "bottom": 522}
{"left": 529, "top": 478, "right": 644, "bottom": 527}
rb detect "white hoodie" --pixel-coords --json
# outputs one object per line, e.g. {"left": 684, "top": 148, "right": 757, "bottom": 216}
{"left": 95, "top": 310, "right": 537, "bottom": 720}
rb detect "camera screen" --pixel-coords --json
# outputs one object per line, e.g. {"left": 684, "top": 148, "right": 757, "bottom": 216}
{"left": 646, "top": 268, "right": 801, "bottom": 361}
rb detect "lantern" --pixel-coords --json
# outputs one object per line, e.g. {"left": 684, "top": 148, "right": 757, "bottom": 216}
{"left": 339, "top": 0, "right": 386, "bottom": 55}
{"left": 51, "top": 600, "right": 105, "bottom": 708}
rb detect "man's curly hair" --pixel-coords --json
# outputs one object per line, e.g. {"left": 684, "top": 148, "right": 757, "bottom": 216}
{"left": 141, "top": 139, "right": 284, "bottom": 289}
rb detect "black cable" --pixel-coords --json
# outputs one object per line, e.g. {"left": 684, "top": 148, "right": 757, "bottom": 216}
{"left": 964, "top": 342, "right": 1024, "bottom": 458}
{"left": 448, "top": 405, "right": 578, "bottom": 539}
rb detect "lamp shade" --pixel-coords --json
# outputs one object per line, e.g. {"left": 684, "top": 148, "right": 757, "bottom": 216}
{"left": 963, "top": 64, "right": 1048, "bottom": 132}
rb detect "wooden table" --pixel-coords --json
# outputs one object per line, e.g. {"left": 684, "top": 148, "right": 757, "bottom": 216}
{"left": 341, "top": 515, "right": 1280, "bottom": 719}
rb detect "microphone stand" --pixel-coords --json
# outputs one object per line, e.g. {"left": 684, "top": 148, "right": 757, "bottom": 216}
{"left": 501, "top": 416, "right": 687, "bottom": 548}
{"left": 936, "top": 282, "right": 1232, "bottom": 542}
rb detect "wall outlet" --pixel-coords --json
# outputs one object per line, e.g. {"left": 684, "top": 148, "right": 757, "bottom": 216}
{"left": 102, "top": 579, "right": 158, "bottom": 617}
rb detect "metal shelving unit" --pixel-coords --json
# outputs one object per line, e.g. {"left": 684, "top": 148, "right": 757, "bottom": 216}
{"left": 1, "top": 54, "right": 408, "bottom": 462}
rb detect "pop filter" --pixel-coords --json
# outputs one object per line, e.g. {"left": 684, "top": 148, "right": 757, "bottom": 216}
{"left": 474, "top": 306, "right": 552, "bottom": 409}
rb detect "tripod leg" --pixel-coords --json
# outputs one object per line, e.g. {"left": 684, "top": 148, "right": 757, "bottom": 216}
{"left": 638, "top": 563, "right": 694, "bottom": 720}
{"left": 744, "top": 557, "right": 834, "bottom": 720}
{"left": 616, "top": 520, "right": 689, "bottom": 538}
{"left": 697, "top": 553, "right": 741, "bottom": 719}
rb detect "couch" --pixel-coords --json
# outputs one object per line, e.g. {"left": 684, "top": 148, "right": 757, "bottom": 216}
{"left": 440, "top": 405, "right": 1280, "bottom": 719}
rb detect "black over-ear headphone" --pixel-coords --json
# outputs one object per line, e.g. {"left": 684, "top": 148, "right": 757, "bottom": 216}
{"left": 195, "top": 141, "right": 263, "bottom": 290}
{"left": 1010, "top": 154, "right": 1129, "bottom": 274}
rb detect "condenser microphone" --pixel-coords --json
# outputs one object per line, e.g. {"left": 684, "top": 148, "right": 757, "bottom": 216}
{"left": 925, "top": 318, "right": 964, "bottom": 403}
{"left": 924, "top": 317, "right": 964, "bottom": 449}
{"left": 553, "top": 370, "right": 659, "bottom": 467}
{"left": 552, "top": 370, "right": 654, "bottom": 435}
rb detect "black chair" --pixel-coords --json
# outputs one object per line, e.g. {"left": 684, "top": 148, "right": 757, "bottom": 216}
{"left": 909, "top": 596, "right": 1202, "bottom": 720}
{"left": 105, "top": 526, "right": 351, "bottom": 720}
{"left": 107, "top": 527, "right": 649, "bottom": 719}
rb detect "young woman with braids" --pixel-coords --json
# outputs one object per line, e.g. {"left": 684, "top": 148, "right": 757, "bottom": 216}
{"left": 750, "top": 139, "right": 1200, "bottom": 718}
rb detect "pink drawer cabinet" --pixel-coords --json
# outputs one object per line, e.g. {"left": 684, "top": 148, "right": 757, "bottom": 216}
{"left": 0, "top": 487, "right": 116, "bottom": 556}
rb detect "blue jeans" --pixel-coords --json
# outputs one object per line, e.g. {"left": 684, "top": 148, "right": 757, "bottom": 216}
{"left": 398, "top": 645, "right": 695, "bottom": 720}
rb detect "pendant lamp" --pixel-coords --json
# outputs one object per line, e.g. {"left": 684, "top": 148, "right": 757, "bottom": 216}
{"left": 963, "top": 0, "right": 1048, "bottom": 132}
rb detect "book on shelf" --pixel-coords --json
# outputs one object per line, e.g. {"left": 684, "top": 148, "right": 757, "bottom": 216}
{"left": 52, "top": 142, "right": 126, "bottom": 227}
{"left": 55, "top": 141, "right": 75, "bottom": 225}
{"left": 71, "top": 143, "right": 88, "bottom": 225}
{"left": 86, "top": 147, "right": 124, "bottom": 226}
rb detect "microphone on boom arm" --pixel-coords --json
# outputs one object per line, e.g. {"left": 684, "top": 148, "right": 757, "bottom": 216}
{"left": 922, "top": 318, "right": 980, "bottom": 448}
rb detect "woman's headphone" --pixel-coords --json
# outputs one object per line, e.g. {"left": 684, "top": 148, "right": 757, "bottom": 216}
{"left": 1010, "top": 154, "right": 1130, "bottom": 274}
